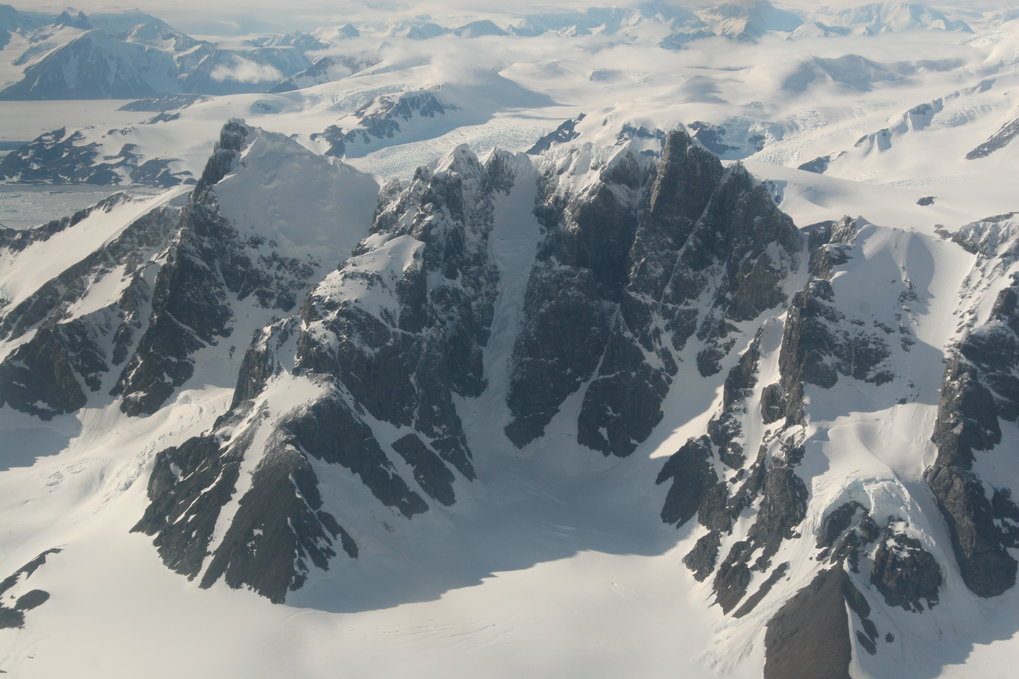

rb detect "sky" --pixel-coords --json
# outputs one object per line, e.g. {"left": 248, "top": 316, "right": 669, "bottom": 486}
{"left": 17, "top": 0, "right": 1019, "bottom": 34}
{"left": 24, "top": 0, "right": 604, "bottom": 34}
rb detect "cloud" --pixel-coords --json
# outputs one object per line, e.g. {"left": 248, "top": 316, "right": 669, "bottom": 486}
{"left": 210, "top": 56, "right": 283, "bottom": 83}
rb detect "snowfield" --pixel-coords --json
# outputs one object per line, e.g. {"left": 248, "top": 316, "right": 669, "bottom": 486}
{"left": 2, "top": 2, "right": 1019, "bottom": 678}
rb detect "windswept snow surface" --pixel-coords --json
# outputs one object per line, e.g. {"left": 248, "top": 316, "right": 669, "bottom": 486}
{"left": 213, "top": 129, "right": 379, "bottom": 256}
{"left": 3, "top": 2, "right": 1019, "bottom": 679}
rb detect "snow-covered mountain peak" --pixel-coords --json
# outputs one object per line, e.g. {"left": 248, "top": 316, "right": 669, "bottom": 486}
{"left": 952, "top": 212, "right": 1019, "bottom": 260}
{"left": 53, "top": 9, "right": 89, "bottom": 30}
{"left": 122, "top": 21, "right": 198, "bottom": 51}
{"left": 208, "top": 121, "right": 379, "bottom": 256}
{"left": 697, "top": 0, "right": 804, "bottom": 40}
{"left": 4, "top": 4, "right": 1019, "bottom": 678}
{"left": 810, "top": 2, "right": 973, "bottom": 34}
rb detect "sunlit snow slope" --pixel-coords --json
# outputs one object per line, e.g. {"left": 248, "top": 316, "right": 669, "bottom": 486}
{"left": 2, "top": 2, "right": 1019, "bottom": 679}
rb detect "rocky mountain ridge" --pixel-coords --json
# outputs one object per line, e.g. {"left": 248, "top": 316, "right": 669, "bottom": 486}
{"left": 1, "top": 117, "right": 1018, "bottom": 678}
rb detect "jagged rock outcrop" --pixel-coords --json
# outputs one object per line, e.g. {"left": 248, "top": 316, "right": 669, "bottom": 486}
{"left": 0, "top": 128, "right": 116, "bottom": 184}
{"left": 923, "top": 216, "right": 1019, "bottom": 598}
{"left": 870, "top": 522, "right": 942, "bottom": 611}
{"left": 816, "top": 501, "right": 880, "bottom": 572}
{"left": 8, "top": 115, "right": 1012, "bottom": 679}
{"left": 926, "top": 340, "right": 1019, "bottom": 598}
{"left": 775, "top": 217, "right": 899, "bottom": 426}
{"left": 653, "top": 212, "right": 817, "bottom": 614}
{"left": 133, "top": 124, "right": 808, "bottom": 603}
{"left": 0, "top": 195, "right": 180, "bottom": 418}
{"left": 312, "top": 92, "right": 456, "bottom": 158}
{"left": 0, "top": 127, "right": 192, "bottom": 186}
{"left": 0, "top": 118, "right": 376, "bottom": 423}
{"left": 134, "top": 143, "right": 520, "bottom": 602}
{"left": 112, "top": 123, "right": 282, "bottom": 414}
{"left": 508, "top": 128, "right": 800, "bottom": 456}
{"left": 965, "top": 116, "right": 1019, "bottom": 160}
{"left": 656, "top": 207, "right": 945, "bottom": 644}
{"left": 113, "top": 120, "right": 374, "bottom": 415}
{"left": 527, "top": 114, "right": 585, "bottom": 155}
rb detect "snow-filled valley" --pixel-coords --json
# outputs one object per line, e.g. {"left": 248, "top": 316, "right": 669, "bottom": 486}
{"left": 2, "top": 1, "right": 1019, "bottom": 678}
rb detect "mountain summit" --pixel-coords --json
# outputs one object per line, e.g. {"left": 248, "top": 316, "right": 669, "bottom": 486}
{"left": 3, "top": 116, "right": 1018, "bottom": 676}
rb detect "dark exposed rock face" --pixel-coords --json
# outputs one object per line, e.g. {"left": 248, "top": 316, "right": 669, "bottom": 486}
{"left": 0, "top": 198, "right": 179, "bottom": 418}
{"left": 292, "top": 147, "right": 509, "bottom": 482}
{"left": 10, "top": 114, "right": 998, "bottom": 668}
{"left": 312, "top": 92, "right": 456, "bottom": 158}
{"left": 779, "top": 280, "right": 843, "bottom": 391}
{"left": 133, "top": 400, "right": 371, "bottom": 605}
{"left": 135, "top": 144, "right": 516, "bottom": 602}
{"left": 527, "top": 114, "right": 585, "bottom": 155}
{"left": 0, "top": 608, "right": 23, "bottom": 629}
{"left": 231, "top": 319, "right": 296, "bottom": 407}
{"left": 763, "top": 568, "right": 854, "bottom": 679}
{"left": 816, "top": 501, "right": 880, "bottom": 572}
{"left": 656, "top": 209, "right": 937, "bottom": 622}
{"left": 776, "top": 217, "right": 899, "bottom": 427}
{"left": 392, "top": 433, "right": 457, "bottom": 507}
{"left": 197, "top": 428, "right": 359, "bottom": 600}
{"left": 13, "top": 590, "right": 50, "bottom": 611}
{"left": 926, "top": 264, "right": 1019, "bottom": 597}
{"left": 0, "top": 549, "right": 61, "bottom": 629}
{"left": 135, "top": 434, "right": 243, "bottom": 579}
{"left": 746, "top": 465, "right": 809, "bottom": 566}
{"left": 709, "top": 336, "right": 762, "bottom": 469}
{"left": 714, "top": 555, "right": 753, "bottom": 612}
{"left": 733, "top": 562, "right": 788, "bottom": 618}
{"left": 134, "top": 127, "right": 807, "bottom": 604}
{"left": 506, "top": 147, "right": 654, "bottom": 448}
{"left": 683, "top": 531, "right": 721, "bottom": 581}
{"left": 110, "top": 192, "right": 239, "bottom": 415}
{"left": 0, "top": 128, "right": 116, "bottom": 184}
{"left": 844, "top": 575, "right": 879, "bottom": 656}
{"left": 0, "top": 127, "right": 191, "bottom": 186}
{"left": 0, "top": 121, "right": 350, "bottom": 422}
{"left": 870, "top": 523, "right": 942, "bottom": 611}
{"left": 814, "top": 499, "right": 936, "bottom": 616}
{"left": 706, "top": 462, "right": 807, "bottom": 613}
{"left": 113, "top": 120, "right": 326, "bottom": 416}
{"left": 779, "top": 279, "right": 894, "bottom": 418}
{"left": 510, "top": 128, "right": 800, "bottom": 456}
{"left": 659, "top": 400, "right": 809, "bottom": 613}
{"left": 284, "top": 398, "right": 430, "bottom": 516}
{"left": 965, "top": 116, "right": 1019, "bottom": 160}
{"left": 658, "top": 436, "right": 717, "bottom": 527}
{"left": 0, "top": 325, "right": 91, "bottom": 417}
{"left": 797, "top": 155, "right": 831, "bottom": 174}
{"left": 926, "top": 464, "right": 1017, "bottom": 597}
{"left": 760, "top": 383, "right": 786, "bottom": 424}
{"left": 656, "top": 277, "right": 819, "bottom": 615}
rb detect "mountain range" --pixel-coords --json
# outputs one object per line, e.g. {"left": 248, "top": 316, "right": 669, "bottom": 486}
{"left": 1, "top": 2, "right": 1019, "bottom": 678}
